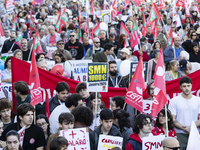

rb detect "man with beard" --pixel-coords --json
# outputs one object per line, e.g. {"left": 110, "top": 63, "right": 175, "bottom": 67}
{"left": 108, "top": 61, "right": 126, "bottom": 87}
{"left": 168, "top": 76, "right": 200, "bottom": 150}
{"left": 20, "top": 38, "right": 32, "bottom": 61}
{"left": 117, "top": 48, "right": 130, "bottom": 75}
{"left": 40, "top": 82, "right": 70, "bottom": 115}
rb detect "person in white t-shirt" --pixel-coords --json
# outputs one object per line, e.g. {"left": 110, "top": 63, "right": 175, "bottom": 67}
{"left": 168, "top": 76, "right": 200, "bottom": 150}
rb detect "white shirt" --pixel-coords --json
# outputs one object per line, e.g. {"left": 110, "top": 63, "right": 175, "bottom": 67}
{"left": 49, "top": 105, "right": 70, "bottom": 134}
{"left": 168, "top": 94, "right": 200, "bottom": 134}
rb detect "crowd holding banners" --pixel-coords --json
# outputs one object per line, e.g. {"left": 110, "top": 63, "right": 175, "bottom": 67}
{"left": 0, "top": 0, "right": 200, "bottom": 149}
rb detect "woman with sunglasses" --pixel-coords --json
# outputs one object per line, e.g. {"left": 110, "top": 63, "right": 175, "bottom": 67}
{"left": 152, "top": 109, "right": 176, "bottom": 138}
{"left": 182, "top": 31, "right": 197, "bottom": 53}
{"left": 54, "top": 51, "right": 66, "bottom": 64}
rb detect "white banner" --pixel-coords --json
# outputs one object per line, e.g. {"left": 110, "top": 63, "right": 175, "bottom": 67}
{"left": 142, "top": 135, "right": 165, "bottom": 150}
{"left": 46, "top": 46, "right": 57, "bottom": 59}
{"left": 97, "top": 135, "right": 123, "bottom": 150}
{"left": 60, "top": 128, "right": 90, "bottom": 150}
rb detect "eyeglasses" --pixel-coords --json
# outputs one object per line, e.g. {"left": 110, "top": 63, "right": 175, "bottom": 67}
{"left": 159, "top": 115, "right": 166, "bottom": 118}
{"left": 70, "top": 35, "right": 75, "bottom": 37}
{"left": 165, "top": 146, "right": 180, "bottom": 150}
{"left": 95, "top": 42, "right": 100, "bottom": 44}
{"left": 58, "top": 43, "right": 64, "bottom": 45}
{"left": 192, "top": 34, "right": 197, "bottom": 36}
{"left": 143, "top": 122, "right": 153, "bottom": 127}
{"left": 37, "top": 122, "right": 47, "bottom": 127}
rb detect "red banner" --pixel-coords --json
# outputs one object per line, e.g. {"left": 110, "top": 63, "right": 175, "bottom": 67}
{"left": 11, "top": 57, "right": 126, "bottom": 112}
{"left": 11, "top": 57, "right": 200, "bottom": 115}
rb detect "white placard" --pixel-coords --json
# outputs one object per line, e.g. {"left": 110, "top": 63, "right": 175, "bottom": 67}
{"left": 69, "top": 60, "right": 92, "bottom": 82}
{"left": 142, "top": 135, "right": 165, "bottom": 150}
{"left": 18, "top": 126, "right": 26, "bottom": 147}
{"left": 97, "top": 135, "right": 123, "bottom": 150}
{"left": 143, "top": 100, "right": 153, "bottom": 114}
{"left": 46, "top": 46, "right": 57, "bottom": 59}
{"left": 60, "top": 128, "right": 90, "bottom": 150}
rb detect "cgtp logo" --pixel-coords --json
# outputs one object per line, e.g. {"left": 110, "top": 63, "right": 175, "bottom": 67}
{"left": 30, "top": 83, "right": 42, "bottom": 98}
{"left": 126, "top": 91, "right": 143, "bottom": 103}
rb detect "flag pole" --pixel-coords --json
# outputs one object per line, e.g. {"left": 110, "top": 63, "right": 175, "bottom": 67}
{"left": 9, "top": 43, "right": 15, "bottom": 53}
{"left": 28, "top": 44, "right": 33, "bottom": 61}
{"left": 94, "top": 92, "right": 97, "bottom": 128}
{"left": 165, "top": 103, "right": 169, "bottom": 137}
{"left": 161, "top": 18, "right": 169, "bottom": 37}
{"left": 123, "top": 103, "right": 126, "bottom": 110}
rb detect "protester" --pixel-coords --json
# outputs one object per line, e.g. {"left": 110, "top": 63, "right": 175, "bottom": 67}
{"left": 113, "top": 109, "right": 133, "bottom": 150}
{"left": 0, "top": 120, "right": 6, "bottom": 149}
{"left": 133, "top": 42, "right": 149, "bottom": 61}
{"left": 162, "top": 137, "right": 180, "bottom": 150}
{"left": 13, "top": 49, "right": 22, "bottom": 60}
{"left": 1, "top": 57, "right": 12, "bottom": 83}
{"left": 4, "top": 130, "right": 22, "bottom": 150}
{"left": 75, "top": 82, "right": 90, "bottom": 106}
{"left": 165, "top": 60, "right": 182, "bottom": 81}
{"left": 90, "top": 109, "right": 122, "bottom": 150}
{"left": 189, "top": 42, "right": 200, "bottom": 63}
{"left": 49, "top": 136, "right": 68, "bottom": 150}
{"left": 125, "top": 114, "right": 152, "bottom": 150}
{"left": 20, "top": 38, "right": 31, "bottom": 61}
{"left": 152, "top": 109, "right": 176, "bottom": 137}
{"left": 111, "top": 96, "right": 125, "bottom": 111}
{"left": 169, "top": 76, "right": 200, "bottom": 150}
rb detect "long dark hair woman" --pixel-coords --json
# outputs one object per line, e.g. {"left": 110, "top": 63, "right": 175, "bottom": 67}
{"left": 152, "top": 109, "right": 176, "bottom": 137}
{"left": 113, "top": 109, "right": 133, "bottom": 150}
{"left": 5, "top": 130, "right": 22, "bottom": 150}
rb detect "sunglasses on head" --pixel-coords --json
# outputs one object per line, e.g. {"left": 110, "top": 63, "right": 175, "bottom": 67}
{"left": 165, "top": 147, "right": 180, "bottom": 150}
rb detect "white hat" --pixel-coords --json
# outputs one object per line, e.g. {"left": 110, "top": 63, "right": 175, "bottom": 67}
{"left": 120, "top": 48, "right": 130, "bottom": 55}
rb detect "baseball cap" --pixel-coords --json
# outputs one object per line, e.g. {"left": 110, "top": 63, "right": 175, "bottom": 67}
{"left": 120, "top": 48, "right": 130, "bottom": 55}
{"left": 179, "top": 59, "right": 187, "bottom": 71}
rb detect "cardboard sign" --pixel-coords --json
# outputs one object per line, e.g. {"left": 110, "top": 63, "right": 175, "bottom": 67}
{"left": 46, "top": 46, "right": 57, "bottom": 59}
{"left": 69, "top": 60, "right": 92, "bottom": 82}
{"left": 143, "top": 100, "right": 153, "bottom": 114}
{"left": 87, "top": 63, "right": 108, "bottom": 92}
{"left": 60, "top": 128, "right": 90, "bottom": 150}
{"left": 129, "top": 62, "right": 148, "bottom": 82}
{"left": 102, "top": 10, "right": 111, "bottom": 23}
{"left": 142, "top": 135, "right": 165, "bottom": 150}
{"left": 18, "top": 126, "right": 26, "bottom": 147}
{"left": 97, "top": 135, "right": 123, "bottom": 150}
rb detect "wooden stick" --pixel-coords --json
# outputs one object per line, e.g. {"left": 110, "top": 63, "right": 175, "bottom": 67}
{"left": 28, "top": 44, "right": 33, "bottom": 61}
{"left": 94, "top": 92, "right": 97, "bottom": 127}
{"left": 161, "top": 18, "right": 168, "bottom": 37}
{"left": 165, "top": 104, "right": 169, "bottom": 137}
{"left": 9, "top": 43, "right": 15, "bottom": 53}
{"left": 123, "top": 103, "right": 127, "bottom": 110}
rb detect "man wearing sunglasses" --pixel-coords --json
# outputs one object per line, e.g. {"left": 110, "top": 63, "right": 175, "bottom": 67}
{"left": 64, "top": 30, "right": 84, "bottom": 60}
{"left": 163, "top": 137, "right": 180, "bottom": 150}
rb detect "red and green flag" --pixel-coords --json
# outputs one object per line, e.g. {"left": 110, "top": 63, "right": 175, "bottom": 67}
{"left": 147, "top": 3, "right": 161, "bottom": 25}
{"left": 124, "top": 35, "right": 129, "bottom": 48}
{"left": 15, "top": 31, "right": 23, "bottom": 48}
{"left": 55, "top": 15, "right": 62, "bottom": 33}
{"left": 32, "top": 29, "right": 43, "bottom": 54}
{"left": 93, "top": 22, "right": 100, "bottom": 38}
{"left": 130, "top": 18, "right": 139, "bottom": 48}
{"left": 154, "top": 19, "right": 161, "bottom": 37}
{"left": 11, "top": 17, "right": 17, "bottom": 31}
{"left": 166, "top": 27, "right": 173, "bottom": 48}
{"left": 30, "top": 8, "right": 35, "bottom": 32}
{"left": 120, "top": 22, "right": 130, "bottom": 36}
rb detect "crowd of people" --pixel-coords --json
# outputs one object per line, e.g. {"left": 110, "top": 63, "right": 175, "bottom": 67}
{"left": 0, "top": 0, "right": 199, "bottom": 150}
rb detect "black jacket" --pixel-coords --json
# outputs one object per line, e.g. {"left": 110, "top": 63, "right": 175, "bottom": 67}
{"left": 108, "top": 74, "right": 126, "bottom": 87}
{"left": 189, "top": 51, "right": 200, "bottom": 63}
{"left": 89, "top": 124, "right": 122, "bottom": 150}
{"left": 40, "top": 95, "right": 60, "bottom": 115}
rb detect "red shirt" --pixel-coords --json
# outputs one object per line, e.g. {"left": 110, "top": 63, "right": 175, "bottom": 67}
{"left": 152, "top": 126, "right": 177, "bottom": 138}
{"left": 49, "top": 35, "right": 56, "bottom": 45}
{"left": 133, "top": 50, "right": 149, "bottom": 62}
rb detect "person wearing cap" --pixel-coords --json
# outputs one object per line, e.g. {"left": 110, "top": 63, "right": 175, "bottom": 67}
{"left": 117, "top": 48, "right": 130, "bottom": 74}
{"left": 162, "top": 137, "right": 180, "bottom": 150}
{"left": 28, "top": 30, "right": 47, "bottom": 55}
{"left": 133, "top": 42, "right": 149, "bottom": 61}
{"left": 52, "top": 40, "right": 72, "bottom": 61}
{"left": 19, "top": 19, "right": 26, "bottom": 30}
{"left": 179, "top": 59, "right": 191, "bottom": 76}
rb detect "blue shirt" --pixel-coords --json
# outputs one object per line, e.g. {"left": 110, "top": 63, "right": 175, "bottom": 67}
{"left": 174, "top": 47, "right": 180, "bottom": 60}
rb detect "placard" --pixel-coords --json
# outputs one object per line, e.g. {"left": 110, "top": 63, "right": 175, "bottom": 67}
{"left": 87, "top": 63, "right": 108, "bottom": 92}
{"left": 142, "top": 135, "right": 165, "bottom": 150}
{"left": 102, "top": 10, "right": 111, "bottom": 23}
{"left": 143, "top": 100, "right": 153, "bottom": 114}
{"left": 60, "top": 128, "right": 90, "bottom": 150}
{"left": 46, "top": 46, "right": 57, "bottom": 59}
{"left": 97, "top": 135, "right": 123, "bottom": 150}
{"left": 129, "top": 62, "right": 148, "bottom": 82}
{"left": 18, "top": 126, "right": 26, "bottom": 147}
{"left": 69, "top": 60, "right": 92, "bottom": 82}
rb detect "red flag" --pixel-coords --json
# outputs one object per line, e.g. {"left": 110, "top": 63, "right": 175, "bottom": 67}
{"left": 154, "top": 19, "right": 161, "bottom": 38}
{"left": 120, "top": 22, "right": 130, "bottom": 36}
{"left": 32, "top": 29, "right": 43, "bottom": 54}
{"left": 91, "top": 0, "right": 94, "bottom": 16}
{"left": 142, "top": 8, "right": 148, "bottom": 37}
{"left": 124, "top": 55, "right": 145, "bottom": 112}
{"left": 111, "top": 0, "right": 117, "bottom": 21}
{"left": 31, "top": 0, "right": 36, "bottom": 5}
{"left": 0, "top": 23, "right": 4, "bottom": 37}
{"left": 151, "top": 50, "right": 167, "bottom": 118}
{"left": 184, "top": 0, "right": 190, "bottom": 17}
{"left": 166, "top": 27, "right": 173, "bottom": 48}
{"left": 45, "top": 91, "right": 50, "bottom": 118}
{"left": 125, "top": 0, "right": 131, "bottom": 9}
{"left": 29, "top": 46, "right": 42, "bottom": 106}
{"left": 158, "top": 0, "right": 165, "bottom": 9}
{"left": 124, "top": 35, "right": 129, "bottom": 48}
{"left": 103, "top": 0, "right": 108, "bottom": 10}
{"left": 130, "top": 20, "right": 139, "bottom": 48}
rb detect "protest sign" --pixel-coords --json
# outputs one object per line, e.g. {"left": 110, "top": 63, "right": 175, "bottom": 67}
{"left": 60, "top": 128, "right": 90, "bottom": 150}
{"left": 5, "top": 0, "right": 14, "bottom": 14}
{"left": 129, "top": 62, "right": 148, "bottom": 82}
{"left": 102, "top": 10, "right": 111, "bottom": 23}
{"left": 69, "top": 60, "right": 92, "bottom": 82}
{"left": 46, "top": 46, "right": 57, "bottom": 59}
{"left": 142, "top": 135, "right": 165, "bottom": 150}
{"left": 18, "top": 126, "right": 26, "bottom": 147}
{"left": 87, "top": 63, "right": 108, "bottom": 92}
{"left": 97, "top": 135, "right": 123, "bottom": 150}
{"left": 143, "top": 100, "right": 152, "bottom": 114}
